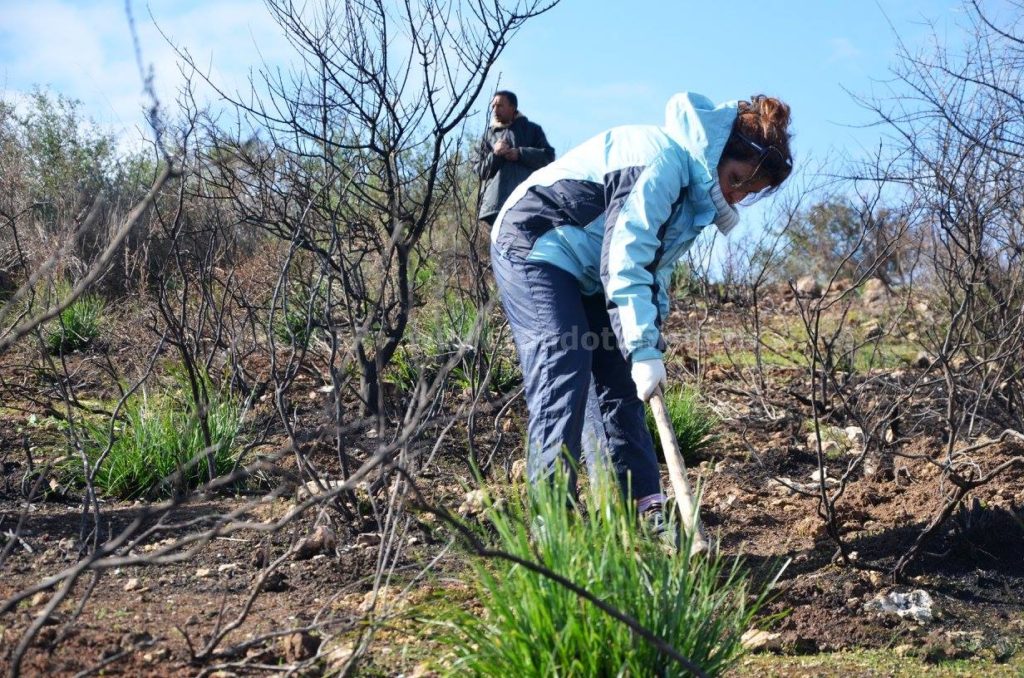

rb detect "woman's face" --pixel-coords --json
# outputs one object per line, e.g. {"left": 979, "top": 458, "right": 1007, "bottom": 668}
{"left": 717, "top": 159, "right": 770, "bottom": 205}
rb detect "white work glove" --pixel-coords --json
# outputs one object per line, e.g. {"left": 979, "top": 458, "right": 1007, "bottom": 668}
{"left": 630, "top": 358, "right": 666, "bottom": 402}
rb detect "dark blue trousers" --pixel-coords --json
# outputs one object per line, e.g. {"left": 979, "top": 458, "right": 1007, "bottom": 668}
{"left": 491, "top": 247, "right": 661, "bottom": 501}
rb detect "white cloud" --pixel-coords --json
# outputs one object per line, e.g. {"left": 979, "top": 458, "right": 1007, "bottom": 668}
{"left": 827, "top": 37, "right": 862, "bottom": 63}
{"left": 0, "top": 0, "right": 295, "bottom": 141}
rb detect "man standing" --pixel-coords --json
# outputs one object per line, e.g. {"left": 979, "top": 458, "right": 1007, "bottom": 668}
{"left": 474, "top": 90, "right": 555, "bottom": 226}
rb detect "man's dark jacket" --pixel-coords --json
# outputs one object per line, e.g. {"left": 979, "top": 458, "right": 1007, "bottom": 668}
{"left": 474, "top": 114, "right": 555, "bottom": 223}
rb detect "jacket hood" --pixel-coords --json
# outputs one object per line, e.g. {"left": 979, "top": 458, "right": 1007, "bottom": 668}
{"left": 663, "top": 92, "right": 738, "bottom": 187}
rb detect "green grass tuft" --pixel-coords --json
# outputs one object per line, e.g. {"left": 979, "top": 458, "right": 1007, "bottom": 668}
{"left": 437, "top": 464, "right": 778, "bottom": 676}
{"left": 387, "top": 294, "right": 519, "bottom": 397}
{"left": 72, "top": 371, "right": 241, "bottom": 499}
{"left": 46, "top": 294, "right": 105, "bottom": 353}
{"left": 646, "top": 385, "right": 718, "bottom": 464}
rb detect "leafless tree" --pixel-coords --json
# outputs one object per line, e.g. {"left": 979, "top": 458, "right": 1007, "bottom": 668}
{"left": 176, "top": 0, "right": 556, "bottom": 418}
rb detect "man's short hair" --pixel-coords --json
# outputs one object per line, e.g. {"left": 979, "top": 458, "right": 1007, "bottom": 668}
{"left": 494, "top": 90, "right": 518, "bottom": 109}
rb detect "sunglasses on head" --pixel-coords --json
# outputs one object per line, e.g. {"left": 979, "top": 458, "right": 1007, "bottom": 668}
{"left": 735, "top": 131, "right": 792, "bottom": 170}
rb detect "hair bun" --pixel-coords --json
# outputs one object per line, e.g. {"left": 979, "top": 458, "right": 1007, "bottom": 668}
{"left": 749, "top": 95, "right": 791, "bottom": 145}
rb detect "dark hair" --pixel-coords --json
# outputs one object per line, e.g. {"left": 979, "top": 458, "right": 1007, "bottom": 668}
{"left": 721, "top": 94, "right": 793, "bottom": 193}
{"left": 493, "top": 90, "right": 518, "bottom": 109}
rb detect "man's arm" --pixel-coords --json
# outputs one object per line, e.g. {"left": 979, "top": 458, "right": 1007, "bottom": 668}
{"left": 515, "top": 123, "right": 555, "bottom": 170}
{"left": 472, "top": 136, "right": 501, "bottom": 180}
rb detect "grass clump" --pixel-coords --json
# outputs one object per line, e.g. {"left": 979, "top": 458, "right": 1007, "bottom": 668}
{"left": 272, "top": 281, "right": 327, "bottom": 348}
{"left": 75, "top": 370, "right": 241, "bottom": 499}
{"left": 646, "top": 385, "right": 718, "bottom": 463}
{"left": 439, "top": 465, "right": 777, "bottom": 676}
{"left": 46, "top": 293, "right": 105, "bottom": 353}
{"left": 388, "top": 293, "right": 518, "bottom": 397}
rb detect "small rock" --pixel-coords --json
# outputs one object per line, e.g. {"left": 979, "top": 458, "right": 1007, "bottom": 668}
{"left": 322, "top": 641, "right": 355, "bottom": 672}
{"left": 807, "top": 469, "right": 838, "bottom": 487}
{"left": 195, "top": 568, "right": 212, "bottom": 578}
{"left": 30, "top": 591, "right": 48, "bottom": 607}
{"left": 510, "top": 458, "right": 528, "bottom": 483}
{"left": 218, "top": 563, "right": 238, "bottom": 573}
{"left": 741, "top": 629, "right": 784, "bottom": 652}
{"left": 124, "top": 578, "right": 141, "bottom": 592}
{"left": 296, "top": 479, "right": 346, "bottom": 500}
{"left": 358, "top": 585, "right": 408, "bottom": 614}
{"left": 806, "top": 432, "right": 840, "bottom": 454}
{"left": 280, "top": 631, "right": 319, "bottom": 663}
{"left": 261, "top": 571, "right": 289, "bottom": 593}
{"left": 293, "top": 525, "right": 336, "bottom": 560}
{"left": 845, "top": 426, "right": 864, "bottom": 446}
{"left": 142, "top": 647, "right": 171, "bottom": 662}
{"left": 795, "top": 276, "right": 821, "bottom": 298}
{"left": 458, "top": 489, "right": 487, "bottom": 517}
{"left": 356, "top": 532, "right": 381, "bottom": 548}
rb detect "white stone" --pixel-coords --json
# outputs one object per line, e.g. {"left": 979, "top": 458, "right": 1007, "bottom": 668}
{"left": 741, "top": 628, "right": 783, "bottom": 651}
{"left": 864, "top": 589, "right": 935, "bottom": 623}
{"left": 845, "top": 426, "right": 865, "bottom": 446}
{"left": 796, "top": 276, "right": 821, "bottom": 297}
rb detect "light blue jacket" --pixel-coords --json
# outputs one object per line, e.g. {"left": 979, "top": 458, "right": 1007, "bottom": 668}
{"left": 491, "top": 92, "right": 738, "bottom": 362}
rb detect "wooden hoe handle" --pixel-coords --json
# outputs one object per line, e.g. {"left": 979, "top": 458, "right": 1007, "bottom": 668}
{"left": 649, "top": 389, "right": 710, "bottom": 555}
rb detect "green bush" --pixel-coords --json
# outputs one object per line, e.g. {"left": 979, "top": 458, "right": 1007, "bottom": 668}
{"left": 74, "top": 371, "right": 240, "bottom": 499}
{"left": 439, "top": 465, "right": 777, "bottom": 676}
{"left": 272, "top": 281, "right": 325, "bottom": 348}
{"left": 274, "top": 305, "right": 315, "bottom": 347}
{"left": 387, "top": 294, "right": 519, "bottom": 396}
{"left": 46, "top": 293, "right": 105, "bottom": 353}
{"left": 646, "top": 386, "right": 718, "bottom": 464}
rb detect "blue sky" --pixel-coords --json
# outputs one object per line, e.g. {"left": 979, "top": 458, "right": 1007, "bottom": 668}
{"left": 0, "top": 0, "right": 965, "bottom": 162}
{"left": 494, "top": 0, "right": 965, "bottom": 165}
{"left": 0, "top": 0, "right": 973, "bottom": 248}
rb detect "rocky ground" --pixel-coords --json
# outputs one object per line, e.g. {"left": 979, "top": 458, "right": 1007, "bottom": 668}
{"left": 1, "top": 285, "right": 1022, "bottom": 676}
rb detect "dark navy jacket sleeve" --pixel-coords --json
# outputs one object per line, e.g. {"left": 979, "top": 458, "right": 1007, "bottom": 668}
{"left": 517, "top": 122, "right": 555, "bottom": 170}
